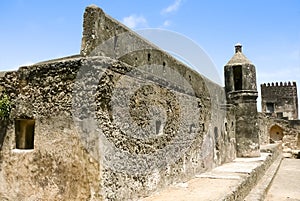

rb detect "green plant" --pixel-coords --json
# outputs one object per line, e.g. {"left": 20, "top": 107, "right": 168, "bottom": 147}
{"left": 0, "top": 94, "right": 11, "bottom": 120}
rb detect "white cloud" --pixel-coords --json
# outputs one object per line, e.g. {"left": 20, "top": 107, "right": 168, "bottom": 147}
{"left": 122, "top": 15, "right": 147, "bottom": 29}
{"left": 161, "top": 0, "right": 182, "bottom": 14}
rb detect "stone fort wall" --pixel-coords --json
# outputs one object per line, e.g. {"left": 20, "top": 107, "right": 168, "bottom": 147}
{"left": 0, "top": 5, "right": 236, "bottom": 200}
{"left": 0, "top": 56, "right": 235, "bottom": 201}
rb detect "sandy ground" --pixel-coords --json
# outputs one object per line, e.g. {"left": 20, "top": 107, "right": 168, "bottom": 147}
{"left": 265, "top": 158, "right": 300, "bottom": 201}
{"left": 141, "top": 177, "right": 239, "bottom": 201}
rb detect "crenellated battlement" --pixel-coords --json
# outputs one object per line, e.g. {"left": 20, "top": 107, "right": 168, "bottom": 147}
{"left": 261, "top": 81, "right": 296, "bottom": 87}
{"left": 261, "top": 81, "right": 297, "bottom": 98}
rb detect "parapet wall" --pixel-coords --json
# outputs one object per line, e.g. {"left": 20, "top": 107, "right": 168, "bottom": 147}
{"left": 80, "top": 5, "right": 217, "bottom": 101}
{"left": 261, "top": 82, "right": 297, "bottom": 99}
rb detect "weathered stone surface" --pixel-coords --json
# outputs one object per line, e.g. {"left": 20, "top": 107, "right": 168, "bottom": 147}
{"left": 258, "top": 114, "right": 300, "bottom": 152}
{"left": 0, "top": 57, "right": 102, "bottom": 200}
{"left": 0, "top": 52, "right": 234, "bottom": 200}
{"left": 142, "top": 144, "right": 281, "bottom": 201}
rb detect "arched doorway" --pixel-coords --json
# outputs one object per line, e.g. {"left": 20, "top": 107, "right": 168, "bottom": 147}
{"left": 269, "top": 125, "right": 284, "bottom": 142}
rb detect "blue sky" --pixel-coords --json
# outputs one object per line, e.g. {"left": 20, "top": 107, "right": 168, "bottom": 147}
{"left": 1, "top": 0, "right": 300, "bottom": 111}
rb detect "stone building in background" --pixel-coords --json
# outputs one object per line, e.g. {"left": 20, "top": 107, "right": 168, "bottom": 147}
{"left": 259, "top": 81, "right": 300, "bottom": 149}
{"left": 261, "top": 82, "right": 298, "bottom": 120}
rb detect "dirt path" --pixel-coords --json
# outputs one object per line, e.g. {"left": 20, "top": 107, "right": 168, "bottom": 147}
{"left": 265, "top": 158, "right": 300, "bottom": 201}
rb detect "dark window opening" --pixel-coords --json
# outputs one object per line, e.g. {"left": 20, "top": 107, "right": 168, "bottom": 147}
{"left": 214, "top": 127, "right": 218, "bottom": 140}
{"left": 198, "top": 101, "right": 202, "bottom": 108}
{"left": 266, "top": 103, "right": 275, "bottom": 113}
{"left": 147, "top": 53, "right": 151, "bottom": 62}
{"left": 155, "top": 120, "right": 161, "bottom": 135}
{"left": 15, "top": 118, "right": 35, "bottom": 149}
{"left": 277, "top": 112, "right": 283, "bottom": 118}
{"left": 214, "top": 127, "right": 220, "bottom": 150}
{"left": 233, "top": 66, "right": 242, "bottom": 90}
{"left": 162, "top": 62, "right": 166, "bottom": 73}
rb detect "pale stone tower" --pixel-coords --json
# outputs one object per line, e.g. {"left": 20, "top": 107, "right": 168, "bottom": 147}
{"left": 224, "top": 43, "right": 260, "bottom": 157}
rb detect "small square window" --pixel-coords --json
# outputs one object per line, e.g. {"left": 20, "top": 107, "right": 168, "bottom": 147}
{"left": 276, "top": 112, "right": 283, "bottom": 118}
{"left": 15, "top": 118, "right": 35, "bottom": 149}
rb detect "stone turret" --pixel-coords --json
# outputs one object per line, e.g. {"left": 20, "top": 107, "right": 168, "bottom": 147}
{"left": 224, "top": 44, "right": 260, "bottom": 157}
{"left": 224, "top": 43, "right": 258, "bottom": 101}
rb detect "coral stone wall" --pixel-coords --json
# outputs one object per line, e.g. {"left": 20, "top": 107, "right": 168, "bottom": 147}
{"left": 258, "top": 113, "right": 300, "bottom": 152}
{"left": 71, "top": 56, "right": 234, "bottom": 200}
{"left": 0, "top": 4, "right": 237, "bottom": 201}
{"left": 0, "top": 54, "right": 235, "bottom": 200}
{"left": 0, "top": 57, "right": 102, "bottom": 200}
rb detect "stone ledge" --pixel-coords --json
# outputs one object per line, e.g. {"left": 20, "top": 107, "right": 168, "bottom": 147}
{"left": 141, "top": 144, "right": 281, "bottom": 201}
{"left": 244, "top": 154, "right": 282, "bottom": 201}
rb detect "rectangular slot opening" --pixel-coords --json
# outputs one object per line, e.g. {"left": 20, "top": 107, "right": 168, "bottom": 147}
{"left": 15, "top": 118, "right": 35, "bottom": 149}
{"left": 266, "top": 102, "right": 275, "bottom": 113}
{"left": 276, "top": 112, "right": 283, "bottom": 118}
{"left": 233, "top": 66, "right": 243, "bottom": 91}
{"left": 233, "top": 65, "right": 242, "bottom": 91}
